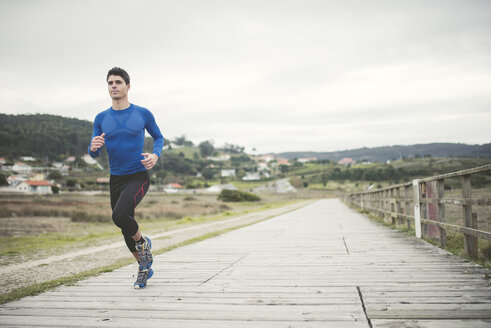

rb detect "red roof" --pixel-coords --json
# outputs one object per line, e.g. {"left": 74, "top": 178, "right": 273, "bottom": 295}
{"left": 25, "top": 180, "right": 52, "bottom": 186}
{"left": 167, "top": 183, "right": 183, "bottom": 188}
{"left": 338, "top": 158, "right": 355, "bottom": 165}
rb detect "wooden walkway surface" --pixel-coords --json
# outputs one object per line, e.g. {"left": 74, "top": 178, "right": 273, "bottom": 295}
{"left": 1, "top": 199, "right": 490, "bottom": 327}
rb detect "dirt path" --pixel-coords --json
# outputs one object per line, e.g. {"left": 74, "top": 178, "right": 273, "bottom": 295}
{"left": 0, "top": 201, "right": 312, "bottom": 296}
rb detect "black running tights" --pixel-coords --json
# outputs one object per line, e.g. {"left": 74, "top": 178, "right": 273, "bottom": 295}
{"left": 109, "top": 170, "right": 150, "bottom": 252}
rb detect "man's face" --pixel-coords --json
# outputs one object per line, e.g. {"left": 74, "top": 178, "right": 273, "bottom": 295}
{"left": 107, "top": 75, "right": 130, "bottom": 100}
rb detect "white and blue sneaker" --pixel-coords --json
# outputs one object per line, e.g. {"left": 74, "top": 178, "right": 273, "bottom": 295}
{"left": 134, "top": 236, "right": 153, "bottom": 289}
{"left": 134, "top": 267, "right": 154, "bottom": 289}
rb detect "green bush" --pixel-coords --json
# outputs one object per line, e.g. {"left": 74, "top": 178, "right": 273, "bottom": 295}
{"left": 217, "top": 189, "right": 260, "bottom": 202}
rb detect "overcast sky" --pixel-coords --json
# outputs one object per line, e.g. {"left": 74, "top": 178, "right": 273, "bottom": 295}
{"left": 1, "top": 0, "right": 490, "bottom": 154}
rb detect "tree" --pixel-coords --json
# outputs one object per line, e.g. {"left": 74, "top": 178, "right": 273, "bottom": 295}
{"left": 0, "top": 173, "right": 8, "bottom": 186}
{"left": 202, "top": 168, "right": 215, "bottom": 180}
{"left": 221, "top": 143, "right": 245, "bottom": 154}
{"left": 321, "top": 173, "right": 329, "bottom": 187}
{"left": 174, "top": 135, "right": 194, "bottom": 147}
{"left": 199, "top": 140, "right": 215, "bottom": 158}
{"left": 66, "top": 179, "right": 77, "bottom": 187}
{"left": 279, "top": 165, "right": 289, "bottom": 173}
{"left": 48, "top": 171, "right": 62, "bottom": 180}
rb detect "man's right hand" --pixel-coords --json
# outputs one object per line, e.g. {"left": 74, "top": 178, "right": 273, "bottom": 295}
{"left": 90, "top": 132, "right": 105, "bottom": 152}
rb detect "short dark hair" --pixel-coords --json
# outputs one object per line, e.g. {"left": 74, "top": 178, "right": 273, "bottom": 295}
{"left": 107, "top": 67, "right": 130, "bottom": 85}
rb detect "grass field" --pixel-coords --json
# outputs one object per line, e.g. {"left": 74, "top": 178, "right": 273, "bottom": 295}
{"left": 0, "top": 191, "right": 312, "bottom": 263}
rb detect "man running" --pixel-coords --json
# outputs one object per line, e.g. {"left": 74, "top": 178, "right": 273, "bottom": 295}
{"left": 88, "top": 67, "right": 164, "bottom": 289}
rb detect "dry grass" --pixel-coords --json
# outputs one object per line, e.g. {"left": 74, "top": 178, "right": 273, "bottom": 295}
{"left": 0, "top": 191, "right": 310, "bottom": 238}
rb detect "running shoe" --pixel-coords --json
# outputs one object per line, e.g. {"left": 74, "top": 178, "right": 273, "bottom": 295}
{"left": 134, "top": 267, "right": 154, "bottom": 289}
{"left": 136, "top": 236, "right": 153, "bottom": 270}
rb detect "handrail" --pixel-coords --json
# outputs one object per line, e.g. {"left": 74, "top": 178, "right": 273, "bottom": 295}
{"left": 345, "top": 164, "right": 491, "bottom": 260}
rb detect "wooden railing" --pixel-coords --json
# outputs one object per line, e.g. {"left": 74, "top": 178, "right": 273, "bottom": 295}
{"left": 345, "top": 164, "right": 491, "bottom": 259}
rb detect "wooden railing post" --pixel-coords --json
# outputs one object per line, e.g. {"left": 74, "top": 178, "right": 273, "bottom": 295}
{"left": 413, "top": 179, "right": 422, "bottom": 238}
{"left": 426, "top": 181, "right": 439, "bottom": 239}
{"left": 390, "top": 188, "right": 395, "bottom": 224}
{"left": 421, "top": 182, "right": 427, "bottom": 238}
{"left": 471, "top": 213, "right": 479, "bottom": 259}
{"left": 405, "top": 184, "right": 411, "bottom": 229}
{"left": 462, "top": 174, "right": 477, "bottom": 259}
{"left": 396, "top": 186, "right": 402, "bottom": 226}
{"left": 436, "top": 178, "right": 446, "bottom": 248}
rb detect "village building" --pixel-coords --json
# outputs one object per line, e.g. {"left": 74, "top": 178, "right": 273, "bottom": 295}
{"left": 206, "top": 184, "right": 238, "bottom": 193}
{"left": 298, "top": 157, "right": 317, "bottom": 163}
{"left": 7, "top": 175, "right": 26, "bottom": 186}
{"left": 277, "top": 158, "right": 291, "bottom": 166}
{"left": 16, "top": 180, "right": 52, "bottom": 194}
{"left": 65, "top": 156, "right": 76, "bottom": 163}
{"left": 12, "top": 162, "right": 32, "bottom": 174}
{"left": 338, "top": 158, "right": 355, "bottom": 165}
{"left": 52, "top": 162, "right": 70, "bottom": 173}
{"left": 257, "top": 154, "right": 275, "bottom": 163}
{"left": 242, "top": 172, "right": 261, "bottom": 181}
{"left": 19, "top": 156, "right": 36, "bottom": 162}
{"left": 29, "top": 173, "right": 46, "bottom": 181}
{"left": 221, "top": 169, "right": 236, "bottom": 178}
{"left": 257, "top": 162, "right": 268, "bottom": 171}
{"left": 163, "top": 183, "right": 184, "bottom": 193}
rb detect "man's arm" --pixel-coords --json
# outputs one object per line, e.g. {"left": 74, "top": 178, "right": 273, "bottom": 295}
{"left": 143, "top": 109, "right": 164, "bottom": 168}
{"left": 88, "top": 115, "right": 105, "bottom": 158}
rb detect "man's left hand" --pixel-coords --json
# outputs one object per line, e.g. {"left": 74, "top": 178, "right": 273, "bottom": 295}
{"left": 141, "top": 153, "right": 158, "bottom": 170}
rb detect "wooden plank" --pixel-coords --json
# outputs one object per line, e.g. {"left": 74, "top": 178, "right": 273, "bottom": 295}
{"left": 0, "top": 307, "right": 367, "bottom": 322}
{"left": 372, "top": 319, "right": 491, "bottom": 328}
{"left": 0, "top": 316, "right": 369, "bottom": 328}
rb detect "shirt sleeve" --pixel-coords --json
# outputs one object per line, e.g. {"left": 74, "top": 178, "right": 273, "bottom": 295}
{"left": 144, "top": 109, "right": 164, "bottom": 158}
{"left": 88, "top": 113, "right": 103, "bottom": 158}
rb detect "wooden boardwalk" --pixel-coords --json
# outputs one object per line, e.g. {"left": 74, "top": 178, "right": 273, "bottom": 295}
{"left": 1, "top": 199, "right": 490, "bottom": 327}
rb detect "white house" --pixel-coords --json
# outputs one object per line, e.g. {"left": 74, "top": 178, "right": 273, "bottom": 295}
{"left": 298, "top": 157, "right": 317, "bottom": 163}
{"left": 257, "top": 162, "right": 268, "bottom": 171}
{"left": 19, "top": 156, "right": 36, "bottom": 162}
{"left": 52, "top": 162, "right": 69, "bottom": 173}
{"left": 206, "top": 184, "right": 238, "bottom": 193}
{"left": 12, "top": 162, "right": 32, "bottom": 174}
{"left": 65, "top": 156, "right": 76, "bottom": 163}
{"left": 7, "top": 175, "right": 26, "bottom": 186}
{"left": 221, "top": 169, "right": 236, "bottom": 178}
{"left": 16, "top": 180, "right": 52, "bottom": 194}
{"left": 257, "top": 154, "right": 275, "bottom": 163}
{"left": 338, "top": 158, "right": 355, "bottom": 165}
{"left": 164, "top": 183, "right": 184, "bottom": 193}
{"left": 242, "top": 172, "right": 261, "bottom": 181}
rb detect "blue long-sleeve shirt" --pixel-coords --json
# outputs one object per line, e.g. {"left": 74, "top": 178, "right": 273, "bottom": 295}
{"left": 88, "top": 104, "right": 164, "bottom": 175}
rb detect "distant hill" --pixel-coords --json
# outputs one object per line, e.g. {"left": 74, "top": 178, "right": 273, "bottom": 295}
{"left": 0, "top": 114, "right": 93, "bottom": 160}
{"left": 276, "top": 143, "right": 491, "bottom": 162}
